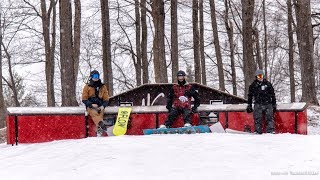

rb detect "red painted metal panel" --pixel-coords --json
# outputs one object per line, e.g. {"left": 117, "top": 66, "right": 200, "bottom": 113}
{"left": 218, "top": 112, "right": 226, "bottom": 129}
{"left": 17, "top": 115, "right": 86, "bottom": 143}
{"left": 6, "top": 116, "right": 15, "bottom": 145}
{"left": 274, "top": 112, "right": 295, "bottom": 133}
{"left": 126, "top": 114, "right": 157, "bottom": 135}
{"left": 218, "top": 111, "right": 307, "bottom": 134}
{"left": 297, "top": 110, "right": 307, "bottom": 135}
{"left": 227, "top": 112, "right": 255, "bottom": 132}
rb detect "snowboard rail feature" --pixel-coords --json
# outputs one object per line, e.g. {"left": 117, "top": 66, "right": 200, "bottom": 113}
{"left": 6, "top": 103, "right": 307, "bottom": 145}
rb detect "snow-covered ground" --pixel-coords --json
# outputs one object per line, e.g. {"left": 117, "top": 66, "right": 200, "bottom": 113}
{"left": 0, "top": 106, "right": 319, "bottom": 180}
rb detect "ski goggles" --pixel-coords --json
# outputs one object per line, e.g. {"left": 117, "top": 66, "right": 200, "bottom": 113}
{"left": 256, "top": 74, "right": 263, "bottom": 79}
{"left": 92, "top": 73, "right": 100, "bottom": 79}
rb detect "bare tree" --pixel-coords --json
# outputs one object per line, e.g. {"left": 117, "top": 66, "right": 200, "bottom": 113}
{"left": 59, "top": 0, "right": 78, "bottom": 106}
{"left": 294, "top": 0, "right": 318, "bottom": 104}
{"left": 287, "top": 0, "right": 295, "bottom": 102}
{"left": 40, "top": 0, "right": 57, "bottom": 107}
{"left": 241, "top": 0, "right": 255, "bottom": 98}
{"left": 262, "top": 0, "right": 268, "bottom": 78}
{"left": 141, "top": 0, "right": 148, "bottom": 84}
{"left": 135, "top": 0, "right": 142, "bottom": 86}
{"left": 0, "top": 4, "right": 6, "bottom": 128}
{"left": 101, "top": 0, "right": 114, "bottom": 95}
{"left": 192, "top": 0, "right": 201, "bottom": 83}
{"left": 253, "top": 28, "right": 262, "bottom": 69}
{"left": 224, "top": 0, "right": 237, "bottom": 95}
{"left": 73, "top": 0, "right": 81, "bottom": 82}
{"left": 21, "top": 0, "right": 57, "bottom": 106}
{"left": 210, "top": 0, "right": 225, "bottom": 91}
{"left": 171, "top": 0, "right": 178, "bottom": 82}
{"left": 151, "top": 0, "right": 168, "bottom": 83}
{"left": 199, "top": 0, "right": 206, "bottom": 85}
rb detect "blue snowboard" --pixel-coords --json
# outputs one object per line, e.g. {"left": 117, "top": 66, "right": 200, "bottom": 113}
{"left": 143, "top": 125, "right": 211, "bottom": 135}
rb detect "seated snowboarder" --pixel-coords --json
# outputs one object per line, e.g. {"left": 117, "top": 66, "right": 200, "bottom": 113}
{"left": 159, "top": 70, "right": 200, "bottom": 129}
{"left": 82, "top": 70, "right": 109, "bottom": 135}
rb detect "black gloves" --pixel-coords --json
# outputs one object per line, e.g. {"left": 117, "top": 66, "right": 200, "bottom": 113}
{"left": 246, "top": 105, "right": 253, "bottom": 113}
{"left": 191, "top": 107, "right": 197, "bottom": 114}
{"left": 82, "top": 100, "right": 93, "bottom": 108}
{"left": 166, "top": 105, "right": 172, "bottom": 112}
{"left": 273, "top": 105, "right": 277, "bottom": 112}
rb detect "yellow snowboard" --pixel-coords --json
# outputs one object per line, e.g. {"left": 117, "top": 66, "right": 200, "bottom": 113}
{"left": 113, "top": 107, "right": 132, "bottom": 136}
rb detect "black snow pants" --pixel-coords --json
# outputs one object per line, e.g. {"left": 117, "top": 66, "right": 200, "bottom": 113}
{"left": 253, "top": 104, "right": 274, "bottom": 134}
{"left": 164, "top": 108, "right": 192, "bottom": 128}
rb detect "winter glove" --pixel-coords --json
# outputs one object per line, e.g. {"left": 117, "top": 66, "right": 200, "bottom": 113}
{"left": 191, "top": 107, "right": 197, "bottom": 114}
{"left": 82, "top": 100, "right": 93, "bottom": 108}
{"left": 246, "top": 105, "right": 253, "bottom": 113}
{"left": 166, "top": 105, "right": 172, "bottom": 112}
{"left": 273, "top": 105, "right": 277, "bottom": 112}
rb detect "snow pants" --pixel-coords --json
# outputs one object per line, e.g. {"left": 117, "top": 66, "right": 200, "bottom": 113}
{"left": 253, "top": 104, "right": 274, "bottom": 134}
{"left": 164, "top": 108, "right": 192, "bottom": 128}
{"left": 86, "top": 107, "right": 104, "bottom": 127}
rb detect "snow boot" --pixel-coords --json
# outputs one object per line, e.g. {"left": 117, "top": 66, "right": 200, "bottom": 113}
{"left": 158, "top": 124, "right": 167, "bottom": 129}
{"left": 184, "top": 123, "right": 191, "bottom": 127}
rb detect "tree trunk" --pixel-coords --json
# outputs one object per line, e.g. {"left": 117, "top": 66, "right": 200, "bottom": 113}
{"left": 262, "top": 0, "right": 268, "bottom": 78}
{"left": 294, "top": 0, "right": 318, "bottom": 105}
{"left": 73, "top": 0, "right": 81, "bottom": 83}
{"left": 135, "top": 0, "right": 142, "bottom": 86}
{"left": 241, "top": 0, "right": 255, "bottom": 98}
{"left": 0, "top": 10, "right": 6, "bottom": 128}
{"left": 41, "top": 0, "right": 56, "bottom": 107}
{"left": 171, "top": 0, "right": 179, "bottom": 83}
{"left": 224, "top": 0, "right": 237, "bottom": 95}
{"left": 151, "top": 0, "right": 168, "bottom": 83}
{"left": 101, "top": 0, "right": 114, "bottom": 95}
{"left": 253, "top": 28, "right": 263, "bottom": 69}
{"left": 141, "top": 0, "right": 148, "bottom": 84}
{"left": 59, "top": 0, "right": 78, "bottom": 106}
{"left": 210, "top": 0, "right": 225, "bottom": 91}
{"left": 199, "top": 0, "right": 206, "bottom": 85}
{"left": 287, "top": 0, "right": 295, "bottom": 102}
{"left": 192, "top": 0, "right": 201, "bottom": 83}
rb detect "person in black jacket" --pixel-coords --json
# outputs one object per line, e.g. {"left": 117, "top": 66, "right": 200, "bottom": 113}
{"left": 159, "top": 70, "right": 200, "bottom": 129}
{"left": 246, "top": 69, "right": 277, "bottom": 134}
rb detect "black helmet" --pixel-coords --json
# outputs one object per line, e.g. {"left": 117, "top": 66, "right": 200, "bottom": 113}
{"left": 176, "top": 70, "right": 186, "bottom": 77}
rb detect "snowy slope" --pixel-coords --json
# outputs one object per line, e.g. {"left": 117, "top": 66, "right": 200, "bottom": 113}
{"left": 0, "top": 133, "right": 320, "bottom": 180}
{"left": 0, "top": 106, "right": 319, "bottom": 180}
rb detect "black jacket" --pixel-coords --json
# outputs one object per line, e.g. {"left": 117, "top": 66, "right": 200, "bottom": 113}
{"left": 247, "top": 79, "right": 276, "bottom": 106}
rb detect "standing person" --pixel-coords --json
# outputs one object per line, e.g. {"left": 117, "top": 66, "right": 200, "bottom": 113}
{"left": 159, "top": 70, "right": 200, "bottom": 129}
{"left": 246, "top": 69, "right": 277, "bottom": 134}
{"left": 82, "top": 70, "right": 109, "bottom": 134}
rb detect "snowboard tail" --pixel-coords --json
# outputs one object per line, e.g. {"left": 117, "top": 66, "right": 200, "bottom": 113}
{"left": 112, "top": 107, "right": 132, "bottom": 136}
